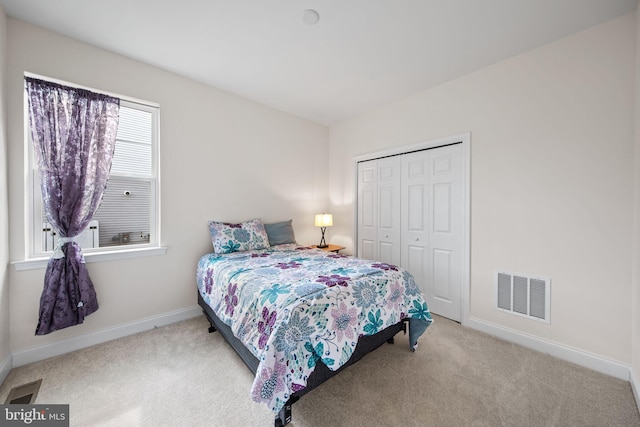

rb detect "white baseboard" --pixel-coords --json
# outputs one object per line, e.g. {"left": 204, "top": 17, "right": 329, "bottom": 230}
{"left": 11, "top": 305, "right": 202, "bottom": 367}
{"left": 631, "top": 368, "right": 640, "bottom": 414}
{"left": 0, "top": 353, "right": 12, "bottom": 385}
{"left": 466, "top": 317, "right": 631, "bottom": 381}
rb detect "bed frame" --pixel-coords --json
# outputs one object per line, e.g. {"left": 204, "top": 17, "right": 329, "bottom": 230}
{"left": 198, "top": 293, "right": 407, "bottom": 426}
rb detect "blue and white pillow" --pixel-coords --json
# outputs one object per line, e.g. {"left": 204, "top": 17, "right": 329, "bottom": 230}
{"left": 208, "top": 218, "right": 271, "bottom": 254}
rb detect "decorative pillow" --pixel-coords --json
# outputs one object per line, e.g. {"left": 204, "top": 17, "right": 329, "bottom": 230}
{"left": 264, "top": 219, "right": 296, "bottom": 246}
{"left": 208, "top": 218, "right": 271, "bottom": 254}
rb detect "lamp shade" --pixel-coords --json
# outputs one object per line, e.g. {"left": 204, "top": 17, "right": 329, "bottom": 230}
{"left": 314, "top": 213, "right": 333, "bottom": 227}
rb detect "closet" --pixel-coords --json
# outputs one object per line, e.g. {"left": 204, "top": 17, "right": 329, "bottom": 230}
{"left": 356, "top": 142, "right": 464, "bottom": 322}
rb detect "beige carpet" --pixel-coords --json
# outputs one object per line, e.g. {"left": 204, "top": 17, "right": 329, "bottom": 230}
{"left": 1, "top": 315, "right": 638, "bottom": 427}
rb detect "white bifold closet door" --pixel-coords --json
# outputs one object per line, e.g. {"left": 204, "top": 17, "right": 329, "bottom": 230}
{"left": 357, "top": 156, "right": 401, "bottom": 265}
{"left": 357, "top": 143, "right": 463, "bottom": 322}
{"left": 400, "top": 145, "right": 463, "bottom": 321}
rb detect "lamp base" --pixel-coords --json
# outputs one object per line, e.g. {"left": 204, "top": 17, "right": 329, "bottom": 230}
{"left": 318, "top": 227, "right": 328, "bottom": 248}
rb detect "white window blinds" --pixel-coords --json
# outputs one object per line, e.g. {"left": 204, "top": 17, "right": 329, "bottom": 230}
{"left": 111, "top": 105, "right": 153, "bottom": 176}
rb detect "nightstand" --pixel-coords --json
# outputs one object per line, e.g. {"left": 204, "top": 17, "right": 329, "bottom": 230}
{"left": 311, "top": 244, "right": 345, "bottom": 253}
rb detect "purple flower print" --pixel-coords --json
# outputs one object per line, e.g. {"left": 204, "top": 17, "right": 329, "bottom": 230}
{"left": 316, "top": 274, "right": 350, "bottom": 288}
{"left": 386, "top": 281, "right": 405, "bottom": 311}
{"left": 224, "top": 283, "right": 238, "bottom": 317}
{"left": 371, "top": 262, "right": 399, "bottom": 271}
{"left": 252, "top": 362, "right": 286, "bottom": 402}
{"left": 204, "top": 269, "right": 214, "bottom": 294}
{"left": 291, "top": 383, "right": 306, "bottom": 393}
{"left": 258, "top": 307, "right": 277, "bottom": 349}
{"left": 223, "top": 222, "right": 242, "bottom": 229}
{"left": 251, "top": 253, "right": 270, "bottom": 258}
{"left": 276, "top": 261, "right": 301, "bottom": 269}
{"left": 331, "top": 302, "right": 358, "bottom": 341}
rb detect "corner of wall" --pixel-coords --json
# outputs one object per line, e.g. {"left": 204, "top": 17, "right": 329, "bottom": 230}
{"left": 0, "top": 353, "right": 11, "bottom": 385}
{"left": 632, "top": 5, "right": 640, "bottom": 415}
{"left": 632, "top": 368, "right": 640, "bottom": 415}
{"left": 0, "top": 3, "right": 12, "bottom": 385}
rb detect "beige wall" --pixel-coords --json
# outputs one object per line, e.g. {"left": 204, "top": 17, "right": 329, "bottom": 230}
{"left": 6, "top": 19, "right": 329, "bottom": 354}
{"left": 330, "top": 13, "right": 635, "bottom": 364}
{"left": 0, "top": 6, "right": 9, "bottom": 371}
{"left": 633, "top": 5, "right": 640, "bottom": 405}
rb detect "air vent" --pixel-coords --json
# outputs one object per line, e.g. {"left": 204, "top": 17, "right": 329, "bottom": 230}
{"left": 496, "top": 271, "right": 550, "bottom": 323}
{"left": 5, "top": 379, "right": 42, "bottom": 404}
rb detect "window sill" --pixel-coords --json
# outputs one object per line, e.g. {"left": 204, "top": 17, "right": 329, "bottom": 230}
{"left": 12, "top": 246, "right": 168, "bottom": 271}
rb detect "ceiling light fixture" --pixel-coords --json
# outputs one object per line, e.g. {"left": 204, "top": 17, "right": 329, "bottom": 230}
{"left": 303, "top": 9, "right": 320, "bottom": 25}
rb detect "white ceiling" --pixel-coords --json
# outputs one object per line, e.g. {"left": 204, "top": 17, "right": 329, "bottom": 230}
{"left": 0, "top": 0, "right": 637, "bottom": 125}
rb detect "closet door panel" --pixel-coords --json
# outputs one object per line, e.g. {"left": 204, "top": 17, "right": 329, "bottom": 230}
{"left": 378, "top": 157, "right": 401, "bottom": 266}
{"left": 360, "top": 239, "right": 376, "bottom": 260}
{"left": 432, "top": 183, "right": 452, "bottom": 233}
{"left": 427, "top": 145, "right": 463, "bottom": 321}
{"left": 401, "top": 151, "right": 429, "bottom": 291}
{"left": 406, "top": 244, "right": 426, "bottom": 292}
{"left": 432, "top": 248, "right": 453, "bottom": 301}
{"left": 407, "top": 185, "right": 425, "bottom": 230}
{"left": 357, "top": 160, "right": 378, "bottom": 259}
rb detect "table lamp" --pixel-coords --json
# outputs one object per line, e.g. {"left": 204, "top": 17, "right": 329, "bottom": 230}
{"left": 314, "top": 213, "right": 333, "bottom": 248}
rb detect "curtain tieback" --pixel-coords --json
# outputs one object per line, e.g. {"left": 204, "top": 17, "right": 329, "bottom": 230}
{"left": 52, "top": 237, "right": 77, "bottom": 259}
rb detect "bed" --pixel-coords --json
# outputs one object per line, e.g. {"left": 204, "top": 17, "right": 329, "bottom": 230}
{"left": 196, "top": 219, "right": 433, "bottom": 426}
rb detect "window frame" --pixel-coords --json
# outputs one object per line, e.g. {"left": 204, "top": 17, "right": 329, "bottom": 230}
{"left": 15, "top": 74, "right": 165, "bottom": 270}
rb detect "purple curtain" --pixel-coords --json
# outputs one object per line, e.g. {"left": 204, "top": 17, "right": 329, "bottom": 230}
{"left": 26, "top": 77, "right": 120, "bottom": 335}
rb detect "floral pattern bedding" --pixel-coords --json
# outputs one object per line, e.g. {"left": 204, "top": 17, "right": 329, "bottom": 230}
{"left": 196, "top": 244, "right": 433, "bottom": 414}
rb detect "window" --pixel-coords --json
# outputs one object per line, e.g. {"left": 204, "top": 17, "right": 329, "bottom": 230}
{"left": 28, "top": 77, "right": 161, "bottom": 259}
{"left": 91, "top": 102, "right": 158, "bottom": 248}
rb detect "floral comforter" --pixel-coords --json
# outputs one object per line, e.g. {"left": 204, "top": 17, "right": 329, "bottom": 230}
{"left": 196, "top": 244, "right": 433, "bottom": 414}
